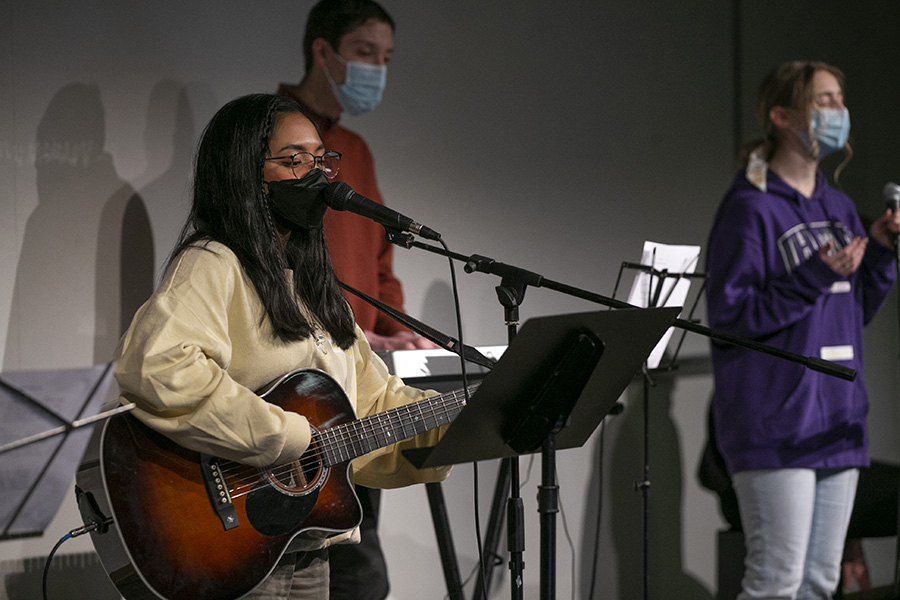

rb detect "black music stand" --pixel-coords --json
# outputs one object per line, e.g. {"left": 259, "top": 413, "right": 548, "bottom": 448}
{"left": 0, "top": 364, "right": 115, "bottom": 540}
{"left": 405, "top": 307, "right": 679, "bottom": 599}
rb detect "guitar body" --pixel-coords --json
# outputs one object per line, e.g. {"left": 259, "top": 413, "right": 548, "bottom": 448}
{"left": 80, "top": 369, "right": 362, "bottom": 600}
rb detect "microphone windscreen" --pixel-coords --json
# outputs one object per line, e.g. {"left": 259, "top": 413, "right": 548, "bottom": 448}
{"left": 322, "top": 181, "right": 354, "bottom": 210}
{"left": 883, "top": 182, "right": 900, "bottom": 211}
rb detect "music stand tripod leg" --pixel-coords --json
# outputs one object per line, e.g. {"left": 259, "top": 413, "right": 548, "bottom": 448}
{"left": 472, "top": 459, "right": 510, "bottom": 599}
{"left": 539, "top": 433, "right": 558, "bottom": 600}
{"left": 427, "top": 481, "right": 464, "bottom": 600}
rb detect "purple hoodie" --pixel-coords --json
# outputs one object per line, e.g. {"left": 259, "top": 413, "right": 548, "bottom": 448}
{"left": 706, "top": 160, "right": 896, "bottom": 474}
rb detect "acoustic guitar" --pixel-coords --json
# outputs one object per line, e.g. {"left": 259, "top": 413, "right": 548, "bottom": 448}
{"left": 75, "top": 368, "right": 475, "bottom": 600}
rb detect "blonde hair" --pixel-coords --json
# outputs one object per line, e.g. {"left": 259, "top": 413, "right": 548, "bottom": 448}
{"left": 739, "top": 60, "right": 852, "bottom": 179}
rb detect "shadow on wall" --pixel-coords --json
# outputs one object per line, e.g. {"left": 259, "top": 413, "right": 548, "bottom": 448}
{"left": 3, "top": 82, "right": 154, "bottom": 371}
{"left": 1, "top": 82, "right": 154, "bottom": 598}
{"left": 419, "top": 279, "right": 460, "bottom": 340}
{"left": 580, "top": 376, "right": 712, "bottom": 599}
{"left": 134, "top": 79, "right": 218, "bottom": 272}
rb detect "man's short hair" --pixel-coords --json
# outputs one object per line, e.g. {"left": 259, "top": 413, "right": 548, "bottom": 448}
{"left": 303, "top": 0, "right": 395, "bottom": 71}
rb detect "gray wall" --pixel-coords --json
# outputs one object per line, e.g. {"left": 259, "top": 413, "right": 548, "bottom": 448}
{"left": 1, "top": 1, "right": 898, "bottom": 598}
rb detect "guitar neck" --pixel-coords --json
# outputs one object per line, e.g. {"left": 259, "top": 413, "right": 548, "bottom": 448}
{"left": 316, "top": 383, "right": 479, "bottom": 466}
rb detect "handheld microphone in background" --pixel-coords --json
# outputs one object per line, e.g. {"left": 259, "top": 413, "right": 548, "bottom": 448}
{"left": 884, "top": 181, "right": 900, "bottom": 212}
{"left": 321, "top": 181, "right": 442, "bottom": 241}
{"left": 883, "top": 182, "right": 900, "bottom": 250}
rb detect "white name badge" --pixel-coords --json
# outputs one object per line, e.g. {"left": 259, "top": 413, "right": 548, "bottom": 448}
{"left": 829, "top": 281, "right": 851, "bottom": 294}
{"left": 820, "top": 345, "right": 854, "bottom": 361}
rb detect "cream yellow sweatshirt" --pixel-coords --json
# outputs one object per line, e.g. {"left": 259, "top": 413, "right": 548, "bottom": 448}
{"left": 115, "top": 241, "right": 451, "bottom": 494}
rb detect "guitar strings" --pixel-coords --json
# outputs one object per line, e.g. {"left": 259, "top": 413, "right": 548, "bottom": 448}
{"left": 303, "top": 384, "right": 476, "bottom": 462}
{"left": 220, "top": 388, "right": 468, "bottom": 483}
{"left": 224, "top": 392, "right": 466, "bottom": 498}
{"left": 216, "top": 386, "right": 477, "bottom": 499}
{"left": 218, "top": 384, "right": 475, "bottom": 479}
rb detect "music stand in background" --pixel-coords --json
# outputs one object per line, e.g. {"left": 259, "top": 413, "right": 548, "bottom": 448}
{"left": 611, "top": 255, "right": 707, "bottom": 600}
{"left": 0, "top": 364, "right": 115, "bottom": 540}
{"left": 405, "top": 307, "right": 680, "bottom": 600}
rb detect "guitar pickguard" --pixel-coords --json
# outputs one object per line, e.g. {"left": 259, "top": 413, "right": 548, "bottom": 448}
{"left": 244, "top": 479, "right": 320, "bottom": 536}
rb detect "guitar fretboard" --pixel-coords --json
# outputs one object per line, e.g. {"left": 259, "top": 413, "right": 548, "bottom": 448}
{"left": 316, "top": 384, "right": 479, "bottom": 466}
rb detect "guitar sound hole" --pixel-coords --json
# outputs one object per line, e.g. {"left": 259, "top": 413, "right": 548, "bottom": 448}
{"left": 265, "top": 439, "right": 326, "bottom": 496}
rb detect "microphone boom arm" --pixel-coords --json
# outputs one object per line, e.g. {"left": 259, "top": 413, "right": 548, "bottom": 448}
{"left": 399, "top": 240, "right": 857, "bottom": 382}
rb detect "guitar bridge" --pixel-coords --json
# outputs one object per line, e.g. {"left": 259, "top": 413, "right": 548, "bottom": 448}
{"left": 200, "top": 453, "right": 239, "bottom": 531}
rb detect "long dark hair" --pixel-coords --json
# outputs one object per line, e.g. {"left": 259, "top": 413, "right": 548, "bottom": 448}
{"left": 167, "top": 93, "right": 356, "bottom": 349}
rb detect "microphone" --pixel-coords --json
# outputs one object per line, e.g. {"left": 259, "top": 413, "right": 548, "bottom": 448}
{"left": 321, "top": 181, "right": 441, "bottom": 241}
{"left": 884, "top": 182, "right": 900, "bottom": 250}
{"left": 884, "top": 182, "right": 900, "bottom": 212}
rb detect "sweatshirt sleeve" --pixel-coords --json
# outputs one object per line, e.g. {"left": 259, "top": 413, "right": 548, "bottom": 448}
{"left": 114, "top": 246, "right": 311, "bottom": 467}
{"left": 706, "top": 191, "right": 841, "bottom": 340}
{"left": 859, "top": 240, "right": 897, "bottom": 324}
{"left": 347, "top": 331, "right": 452, "bottom": 488}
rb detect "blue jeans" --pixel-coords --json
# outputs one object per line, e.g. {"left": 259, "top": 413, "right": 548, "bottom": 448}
{"left": 732, "top": 468, "right": 858, "bottom": 599}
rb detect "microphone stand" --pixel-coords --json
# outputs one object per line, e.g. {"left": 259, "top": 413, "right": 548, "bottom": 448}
{"left": 892, "top": 232, "right": 900, "bottom": 598}
{"left": 403, "top": 244, "right": 855, "bottom": 383}
{"left": 870, "top": 186, "right": 900, "bottom": 596}
{"left": 384, "top": 237, "right": 855, "bottom": 600}
{"left": 883, "top": 186, "right": 900, "bottom": 596}
{"left": 498, "top": 292, "right": 526, "bottom": 600}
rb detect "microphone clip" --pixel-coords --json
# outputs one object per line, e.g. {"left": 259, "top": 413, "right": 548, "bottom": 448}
{"left": 384, "top": 227, "right": 415, "bottom": 249}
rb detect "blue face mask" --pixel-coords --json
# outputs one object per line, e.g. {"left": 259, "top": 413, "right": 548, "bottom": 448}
{"left": 796, "top": 107, "right": 850, "bottom": 159}
{"left": 324, "top": 52, "right": 387, "bottom": 116}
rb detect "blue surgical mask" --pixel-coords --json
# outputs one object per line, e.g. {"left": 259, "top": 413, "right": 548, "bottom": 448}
{"left": 796, "top": 107, "right": 850, "bottom": 159}
{"left": 324, "top": 52, "right": 387, "bottom": 116}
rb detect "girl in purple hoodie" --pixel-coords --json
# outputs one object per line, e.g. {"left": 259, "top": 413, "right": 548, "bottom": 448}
{"left": 706, "top": 61, "right": 900, "bottom": 599}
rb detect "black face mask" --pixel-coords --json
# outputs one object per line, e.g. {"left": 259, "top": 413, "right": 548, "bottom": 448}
{"left": 266, "top": 169, "right": 329, "bottom": 231}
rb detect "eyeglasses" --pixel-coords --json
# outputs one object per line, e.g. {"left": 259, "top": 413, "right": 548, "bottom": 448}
{"left": 265, "top": 151, "right": 342, "bottom": 179}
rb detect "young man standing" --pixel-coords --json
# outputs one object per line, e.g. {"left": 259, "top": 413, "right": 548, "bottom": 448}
{"left": 278, "top": 1, "right": 435, "bottom": 598}
{"left": 279, "top": 0, "right": 432, "bottom": 351}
